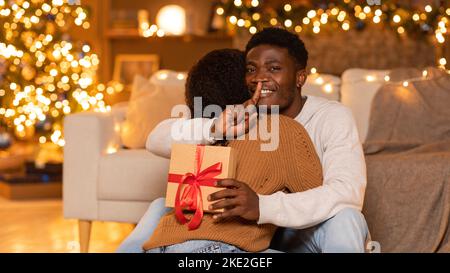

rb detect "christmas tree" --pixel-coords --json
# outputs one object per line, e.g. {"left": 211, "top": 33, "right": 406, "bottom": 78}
{"left": 0, "top": 0, "right": 122, "bottom": 146}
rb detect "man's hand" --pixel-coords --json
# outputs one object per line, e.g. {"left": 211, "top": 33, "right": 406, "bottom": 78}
{"left": 210, "top": 82, "right": 262, "bottom": 140}
{"left": 208, "top": 179, "right": 260, "bottom": 221}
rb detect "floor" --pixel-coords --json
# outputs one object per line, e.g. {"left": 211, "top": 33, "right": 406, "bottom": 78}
{"left": 0, "top": 197, "right": 135, "bottom": 253}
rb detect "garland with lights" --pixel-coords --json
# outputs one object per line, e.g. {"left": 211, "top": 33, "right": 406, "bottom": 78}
{"left": 0, "top": 0, "right": 123, "bottom": 146}
{"left": 215, "top": 0, "right": 448, "bottom": 65}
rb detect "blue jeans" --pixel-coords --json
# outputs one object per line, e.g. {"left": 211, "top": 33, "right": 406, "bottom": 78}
{"left": 117, "top": 198, "right": 369, "bottom": 253}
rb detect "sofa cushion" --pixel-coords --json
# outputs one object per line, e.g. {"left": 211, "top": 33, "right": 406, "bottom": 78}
{"left": 341, "top": 68, "right": 390, "bottom": 142}
{"left": 98, "top": 149, "right": 169, "bottom": 202}
{"left": 121, "top": 70, "right": 187, "bottom": 149}
{"left": 303, "top": 73, "right": 341, "bottom": 102}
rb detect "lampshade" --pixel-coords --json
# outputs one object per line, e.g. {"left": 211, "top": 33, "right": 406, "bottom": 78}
{"left": 156, "top": 5, "right": 186, "bottom": 36}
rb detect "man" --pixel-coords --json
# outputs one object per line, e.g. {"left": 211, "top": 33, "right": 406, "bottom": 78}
{"left": 117, "top": 28, "right": 369, "bottom": 253}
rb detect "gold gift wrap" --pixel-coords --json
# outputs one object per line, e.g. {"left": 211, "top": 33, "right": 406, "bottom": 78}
{"left": 165, "top": 144, "right": 236, "bottom": 213}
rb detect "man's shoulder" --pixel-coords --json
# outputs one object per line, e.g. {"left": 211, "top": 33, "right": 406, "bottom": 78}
{"left": 306, "top": 96, "right": 354, "bottom": 123}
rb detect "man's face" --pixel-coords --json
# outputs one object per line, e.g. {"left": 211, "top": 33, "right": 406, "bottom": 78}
{"left": 245, "top": 45, "right": 305, "bottom": 114}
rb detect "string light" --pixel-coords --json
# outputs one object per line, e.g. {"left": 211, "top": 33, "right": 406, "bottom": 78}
{"left": 216, "top": 1, "right": 448, "bottom": 68}
{"left": 251, "top": 0, "right": 259, "bottom": 8}
{"left": 0, "top": 0, "right": 122, "bottom": 143}
{"left": 366, "top": 75, "right": 376, "bottom": 82}
{"left": 284, "top": 4, "right": 292, "bottom": 12}
{"left": 229, "top": 16, "right": 237, "bottom": 25}
{"left": 284, "top": 19, "right": 292, "bottom": 28}
{"left": 323, "top": 84, "right": 333, "bottom": 94}
{"left": 342, "top": 22, "right": 350, "bottom": 31}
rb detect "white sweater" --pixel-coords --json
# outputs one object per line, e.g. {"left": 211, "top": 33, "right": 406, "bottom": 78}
{"left": 146, "top": 96, "right": 367, "bottom": 229}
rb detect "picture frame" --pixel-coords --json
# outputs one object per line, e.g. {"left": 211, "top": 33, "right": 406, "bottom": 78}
{"left": 113, "top": 54, "right": 160, "bottom": 90}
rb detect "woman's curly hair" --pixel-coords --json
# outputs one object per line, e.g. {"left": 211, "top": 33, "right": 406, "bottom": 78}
{"left": 185, "top": 49, "right": 250, "bottom": 118}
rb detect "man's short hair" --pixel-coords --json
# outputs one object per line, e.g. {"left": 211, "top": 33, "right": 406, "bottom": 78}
{"left": 245, "top": 27, "right": 308, "bottom": 69}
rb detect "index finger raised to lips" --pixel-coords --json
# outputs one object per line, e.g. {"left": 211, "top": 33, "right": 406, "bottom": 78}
{"left": 246, "top": 82, "right": 262, "bottom": 106}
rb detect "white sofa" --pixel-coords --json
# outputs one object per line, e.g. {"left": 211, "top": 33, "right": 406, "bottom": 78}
{"left": 63, "top": 68, "right": 386, "bottom": 252}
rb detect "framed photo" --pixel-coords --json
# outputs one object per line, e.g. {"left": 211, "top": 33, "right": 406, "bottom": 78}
{"left": 113, "top": 54, "right": 160, "bottom": 90}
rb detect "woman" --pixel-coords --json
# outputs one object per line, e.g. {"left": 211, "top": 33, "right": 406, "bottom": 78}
{"left": 141, "top": 49, "right": 323, "bottom": 253}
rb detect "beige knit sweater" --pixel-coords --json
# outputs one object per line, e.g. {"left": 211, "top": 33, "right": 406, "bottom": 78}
{"left": 143, "top": 115, "right": 323, "bottom": 252}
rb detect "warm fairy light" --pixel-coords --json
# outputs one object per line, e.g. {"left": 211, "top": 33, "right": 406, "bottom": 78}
{"left": 216, "top": 7, "right": 224, "bottom": 15}
{"left": 307, "top": 10, "right": 316, "bottom": 19}
{"left": 397, "top": 27, "right": 405, "bottom": 34}
{"left": 439, "top": 58, "right": 447, "bottom": 66}
{"left": 320, "top": 14, "right": 328, "bottom": 24}
{"left": 156, "top": 29, "right": 165, "bottom": 37}
{"left": 375, "top": 9, "right": 382, "bottom": 17}
{"left": 436, "top": 32, "right": 445, "bottom": 44}
{"left": 251, "top": 0, "right": 259, "bottom": 8}
{"left": 252, "top": 13, "right": 260, "bottom": 21}
{"left": 315, "top": 77, "right": 324, "bottom": 85}
{"left": 229, "top": 16, "right": 237, "bottom": 24}
{"left": 425, "top": 5, "right": 432, "bottom": 13}
{"left": 294, "top": 25, "right": 302, "bottom": 33}
{"left": 177, "top": 73, "right": 185, "bottom": 80}
{"left": 249, "top": 26, "right": 257, "bottom": 34}
{"left": 237, "top": 19, "right": 245, "bottom": 27}
{"left": 284, "top": 4, "right": 292, "bottom": 12}
{"left": 384, "top": 75, "right": 390, "bottom": 82}
{"left": 373, "top": 16, "right": 381, "bottom": 24}
{"left": 302, "top": 17, "right": 310, "bottom": 25}
{"left": 323, "top": 84, "right": 333, "bottom": 94}
{"left": 337, "top": 11, "right": 346, "bottom": 22}
{"left": 270, "top": 18, "right": 278, "bottom": 26}
{"left": 366, "top": 75, "right": 376, "bottom": 82}
{"left": 342, "top": 22, "right": 350, "bottom": 31}
{"left": 422, "top": 70, "right": 428, "bottom": 77}
{"left": 157, "top": 72, "right": 168, "bottom": 80}
{"left": 403, "top": 81, "right": 409, "bottom": 87}
{"left": 284, "top": 19, "right": 292, "bottom": 28}
{"left": 234, "top": 0, "right": 242, "bottom": 7}
{"left": 107, "top": 146, "right": 118, "bottom": 154}
{"left": 311, "top": 67, "right": 317, "bottom": 74}
{"left": 0, "top": 1, "right": 120, "bottom": 141}
{"left": 393, "top": 15, "right": 401, "bottom": 23}
{"left": 412, "top": 13, "right": 420, "bottom": 21}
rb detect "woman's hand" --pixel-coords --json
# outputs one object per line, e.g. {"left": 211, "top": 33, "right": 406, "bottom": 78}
{"left": 210, "top": 82, "right": 262, "bottom": 140}
{"left": 208, "top": 179, "right": 260, "bottom": 222}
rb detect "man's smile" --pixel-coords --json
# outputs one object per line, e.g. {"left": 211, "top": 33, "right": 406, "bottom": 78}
{"left": 261, "top": 88, "right": 274, "bottom": 97}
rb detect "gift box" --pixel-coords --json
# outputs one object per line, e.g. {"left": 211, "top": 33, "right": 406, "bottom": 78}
{"left": 165, "top": 144, "right": 236, "bottom": 229}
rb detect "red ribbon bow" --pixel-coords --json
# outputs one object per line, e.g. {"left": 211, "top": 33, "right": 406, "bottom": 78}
{"left": 168, "top": 145, "right": 222, "bottom": 230}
